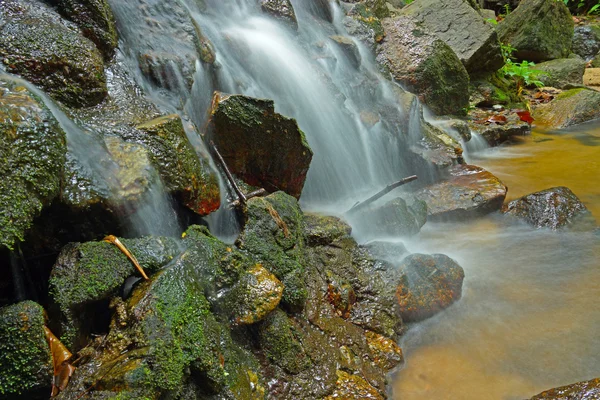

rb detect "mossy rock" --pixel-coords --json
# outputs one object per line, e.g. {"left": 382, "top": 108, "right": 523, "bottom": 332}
{"left": 0, "top": 78, "right": 66, "bottom": 250}
{"left": 349, "top": 196, "right": 427, "bottom": 238}
{"left": 51, "top": 0, "right": 119, "bottom": 59}
{"left": 260, "top": 0, "right": 298, "bottom": 31}
{"left": 0, "top": 301, "right": 53, "bottom": 400}
{"left": 343, "top": 3, "right": 385, "bottom": 50}
{"left": 0, "top": 1, "right": 107, "bottom": 107}
{"left": 535, "top": 57, "right": 586, "bottom": 89}
{"left": 532, "top": 87, "right": 600, "bottom": 129}
{"left": 324, "top": 370, "right": 383, "bottom": 400}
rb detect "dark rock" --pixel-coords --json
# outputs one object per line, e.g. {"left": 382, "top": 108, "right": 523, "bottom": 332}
{"left": 329, "top": 35, "right": 361, "bottom": 68}
{"left": 470, "top": 72, "right": 518, "bottom": 107}
{"left": 469, "top": 114, "right": 531, "bottom": 146}
{"left": 530, "top": 377, "right": 600, "bottom": 399}
{"left": 497, "top": 0, "right": 574, "bottom": 62}
{"left": 0, "top": 0, "right": 107, "bottom": 108}
{"left": 395, "top": 253, "right": 465, "bottom": 322}
{"left": 51, "top": 0, "right": 119, "bottom": 59}
{"left": 48, "top": 235, "right": 180, "bottom": 349}
{"left": 350, "top": 196, "right": 428, "bottom": 238}
{"left": 376, "top": 16, "right": 470, "bottom": 115}
{"left": 304, "top": 213, "right": 352, "bottom": 246}
{"left": 209, "top": 93, "right": 313, "bottom": 199}
{"left": 0, "top": 78, "right": 66, "bottom": 250}
{"left": 414, "top": 164, "right": 508, "bottom": 220}
{"left": 343, "top": 4, "right": 385, "bottom": 50}
{"left": 402, "top": 0, "right": 504, "bottom": 76}
{"left": 533, "top": 88, "right": 600, "bottom": 129}
{"left": 572, "top": 25, "right": 600, "bottom": 61}
{"left": 261, "top": 0, "right": 298, "bottom": 30}
{"left": 363, "top": 241, "right": 409, "bottom": 265}
{"left": 535, "top": 57, "right": 586, "bottom": 89}
{"left": 504, "top": 186, "right": 595, "bottom": 230}
{"left": 0, "top": 301, "right": 52, "bottom": 400}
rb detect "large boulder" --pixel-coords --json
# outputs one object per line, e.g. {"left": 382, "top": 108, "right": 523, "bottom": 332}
{"left": 376, "top": 16, "right": 470, "bottom": 115}
{"left": 532, "top": 88, "right": 600, "bottom": 129}
{"left": 401, "top": 0, "right": 504, "bottom": 76}
{"left": 0, "top": 301, "right": 53, "bottom": 400}
{"left": 50, "top": 0, "right": 118, "bottom": 59}
{"left": 530, "top": 378, "right": 600, "bottom": 400}
{"left": 497, "top": 0, "right": 574, "bottom": 62}
{"left": 0, "top": 0, "right": 107, "bottom": 108}
{"left": 572, "top": 25, "right": 600, "bottom": 61}
{"left": 209, "top": 93, "right": 313, "bottom": 199}
{"left": 0, "top": 78, "right": 66, "bottom": 250}
{"left": 414, "top": 164, "right": 508, "bottom": 220}
{"left": 394, "top": 253, "right": 465, "bottom": 322}
{"left": 535, "top": 57, "right": 586, "bottom": 89}
{"left": 504, "top": 186, "right": 595, "bottom": 230}
{"left": 260, "top": 0, "right": 298, "bottom": 31}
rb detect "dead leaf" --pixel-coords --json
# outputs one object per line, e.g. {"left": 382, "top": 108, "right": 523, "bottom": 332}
{"left": 516, "top": 110, "right": 534, "bottom": 124}
{"left": 486, "top": 115, "right": 507, "bottom": 124}
{"left": 104, "top": 235, "right": 149, "bottom": 280}
{"left": 44, "top": 326, "right": 76, "bottom": 397}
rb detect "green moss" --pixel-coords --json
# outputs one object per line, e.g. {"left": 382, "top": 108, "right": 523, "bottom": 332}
{"left": 556, "top": 87, "right": 586, "bottom": 100}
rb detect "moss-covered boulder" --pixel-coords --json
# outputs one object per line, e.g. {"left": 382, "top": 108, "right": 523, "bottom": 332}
{"left": 529, "top": 377, "right": 600, "bottom": 399}
{"left": 497, "top": 0, "right": 574, "bottom": 62}
{"left": 414, "top": 164, "right": 507, "bottom": 220}
{"left": 504, "top": 186, "right": 596, "bottom": 230}
{"left": 209, "top": 93, "right": 313, "bottom": 199}
{"left": 0, "top": 0, "right": 107, "bottom": 108}
{"left": 401, "top": 0, "right": 504, "bottom": 76}
{"left": 0, "top": 78, "right": 66, "bottom": 250}
{"left": 0, "top": 301, "right": 53, "bottom": 400}
{"left": 470, "top": 72, "right": 519, "bottom": 107}
{"left": 260, "top": 0, "right": 298, "bottom": 31}
{"left": 50, "top": 0, "right": 118, "bottom": 59}
{"left": 535, "top": 57, "right": 586, "bottom": 89}
{"left": 343, "top": 3, "right": 386, "bottom": 50}
{"left": 49, "top": 235, "right": 180, "bottom": 349}
{"left": 376, "top": 16, "right": 470, "bottom": 115}
{"left": 572, "top": 24, "right": 600, "bottom": 61}
{"left": 395, "top": 253, "right": 465, "bottom": 322}
{"left": 532, "top": 88, "right": 600, "bottom": 129}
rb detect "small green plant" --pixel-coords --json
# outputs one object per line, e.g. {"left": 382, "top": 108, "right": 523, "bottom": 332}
{"left": 485, "top": 17, "right": 498, "bottom": 25}
{"left": 562, "top": 0, "right": 600, "bottom": 14}
{"left": 499, "top": 43, "right": 544, "bottom": 98}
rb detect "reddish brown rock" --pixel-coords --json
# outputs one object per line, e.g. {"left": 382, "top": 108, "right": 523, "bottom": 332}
{"left": 324, "top": 370, "right": 383, "bottom": 400}
{"left": 530, "top": 377, "right": 600, "bottom": 399}
{"left": 414, "top": 164, "right": 507, "bottom": 220}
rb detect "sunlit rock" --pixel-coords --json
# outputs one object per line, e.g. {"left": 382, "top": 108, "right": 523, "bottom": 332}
{"left": 324, "top": 370, "right": 384, "bottom": 400}
{"left": 529, "top": 377, "right": 600, "bottom": 399}
{"left": 395, "top": 253, "right": 465, "bottom": 322}
{"left": 535, "top": 58, "right": 586, "bottom": 89}
{"left": 533, "top": 88, "right": 600, "bottom": 129}
{"left": 414, "top": 164, "right": 507, "bottom": 220}
{"left": 0, "top": 0, "right": 107, "bottom": 108}
{"left": 504, "top": 186, "right": 596, "bottom": 230}
{"left": 260, "top": 0, "right": 298, "bottom": 31}
{"left": 0, "top": 78, "right": 66, "bottom": 250}
{"left": 376, "top": 16, "right": 470, "bottom": 115}
{"left": 497, "top": 0, "right": 573, "bottom": 62}
{"left": 0, "top": 301, "right": 53, "bottom": 399}
{"left": 209, "top": 93, "right": 313, "bottom": 199}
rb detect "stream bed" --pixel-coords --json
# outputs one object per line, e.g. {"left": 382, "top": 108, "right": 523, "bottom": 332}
{"left": 393, "top": 124, "right": 600, "bottom": 399}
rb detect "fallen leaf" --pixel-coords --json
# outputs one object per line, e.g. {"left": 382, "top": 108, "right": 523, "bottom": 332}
{"left": 44, "top": 326, "right": 76, "bottom": 397}
{"left": 486, "top": 115, "right": 507, "bottom": 124}
{"left": 516, "top": 110, "right": 534, "bottom": 124}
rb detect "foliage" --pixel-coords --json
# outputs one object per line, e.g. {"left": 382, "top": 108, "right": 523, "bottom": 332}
{"left": 562, "top": 0, "right": 600, "bottom": 14}
{"left": 500, "top": 43, "right": 544, "bottom": 97}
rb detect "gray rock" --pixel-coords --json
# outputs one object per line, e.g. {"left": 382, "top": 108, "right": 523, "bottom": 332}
{"left": 329, "top": 35, "right": 361, "bottom": 68}
{"left": 572, "top": 25, "right": 600, "bottom": 61}
{"left": 469, "top": 114, "right": 531, "bottom": 146}
{"left": 533, "top": 88, "right": 600, "bottom": 129}
{"left": 343, "top": 3, "right": 385, "bottom": 50}
{"left": 261, "top": 0, "right": 298, "bottom": 30}
{"left": 535, "top": 57, "right": 586, "bottom": 89}
{"left": 402, "top": 0, "right": 504, "bottom": 75}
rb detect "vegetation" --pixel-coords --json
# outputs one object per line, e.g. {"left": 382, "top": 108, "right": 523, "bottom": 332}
{"left": 500, "top": 43, "right": 544, "bottom": 98}
{"left": 562, "top": 0, "right": 600, "bottom": 14}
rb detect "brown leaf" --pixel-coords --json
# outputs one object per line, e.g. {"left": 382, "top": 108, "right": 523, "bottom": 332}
{"left": 44, "top": 326, "right": 76, "bottom": 397}
{"left": 486, "top": 115, "right": 507, "bottom": 124}
{"left": 516, "top": 110, "right": 534, "bottom": 124}
{"left": 104, "top": 235, "right": 149, "bottom": 280}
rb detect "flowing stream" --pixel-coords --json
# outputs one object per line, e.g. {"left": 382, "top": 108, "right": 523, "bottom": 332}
{"left": 393, "top": 125, "right": 600, "bottom": 399}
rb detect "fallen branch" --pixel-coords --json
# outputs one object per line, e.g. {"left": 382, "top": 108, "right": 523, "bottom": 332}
{"left": 229, "top": 188, "right": 268, "bottom": 208}
{"left": 209, "top": 141, "right": 247, "bottom": 206}
{"left": 103, "top": 235, "right": 148, "bottom": 280}
{"left": 346, "top": 175, "right": 418, "bottom": 215}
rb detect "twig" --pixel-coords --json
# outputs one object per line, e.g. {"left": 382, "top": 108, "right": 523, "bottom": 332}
{"left": 346, "top": 175, "right": 418, "bottom": 215}
{"left": 229, "top": 188, "right": 267, "bottom": 208}
{"left": 209, "top": 141, "right": 247, "bottom": 206}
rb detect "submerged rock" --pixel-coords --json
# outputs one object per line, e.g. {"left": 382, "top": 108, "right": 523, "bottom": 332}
{"left": 0, "top": 0, "right": 107, "bottom": 108}
{"left": 414, "top": 164, "right": 508, "bottom": 220}
{"left": 504, "top": 186, "right": 595, "bottom": 230}
{"left": 497, "top": 0, "right": 574, "bottom": 62}
{"left": 395, "top": 253, "right": 465, "bottom": 322}
{"left": 535, "top": 58, "right": 586, "bottom": 89}
{"left": 0, "top": 301, "right": 53, "bottom": 400}
{"left": 530, "top": 377, "right": 600, "bottom": 399}
{"left": 401, "top": 0, "right": 503, "bottom": 76}
{"left": 350, "top": 196, "right": 427, "bottom": 238}
{"left": 209, "top": 93, "right": 313, "bottom": 199}
{"left": 376, "top": 16, "right": 470, "bottom": 115}
{"left": 0, "top": 78, "right": 66, "bottom": 250}
{"left": 533, "top": 88, "right": 600, "bottom": 129}
{"left": 260, "top": 0, "right": 298, "bottom": 31}
{"left": 329, "top": 35, "right": 361, "bottom": 68}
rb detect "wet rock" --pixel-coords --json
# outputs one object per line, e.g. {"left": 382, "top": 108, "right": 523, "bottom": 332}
{"left": 431, "top": 117, "right": 472, "bottom": 142}
{"left": 308, "top": 0, "right": 336, "bottom": 22}
{"left": 572, "top": 25, "right": 600, "bottom": 61}
{"left": 503, "top": 186, "right": 595, "bottom": 230}
{"left": 236, "top": 192, "right": 308, "bottom": 311}
{"left": 469, "top": 115, "right": 531, "bottom": 146}
{"left": 365, "top": 330, "right": 404, "bottom": 370}
{"left": 51, "top": 0, "right": 119, "bottom": 59}
{"left": 470, "top": 73, "right": 518, "bottom": 107}
{"left": 324, "top": 370, "right": 383, "bottom": 400}
{"left": 401, "top": 0, "right": 504, "bottom": 76}
{"left": 535, "top": 58, "right": 586, "bottom": 89}
{"left": 533, "top": 88, "right": 600, "bottom": 129}
{"left": 343, "top": 4, "right": 385, "bottom": 50}
{"left": 363, "top": 240, "right": 409, "bottom": 265}
{"left": 329, "top": 35, "right": 361, "bottom": 68}
{"left": 209, "top": 93, "right": 313, "bottom": 199}
{"left": 0, "top": 0, "right": 107, "bottom": 108}
{"left": 530, "top": 377, "right": 600, "bottom": 399}
{"left": 133, "top": 114, "right": 220, "bottom": 215}
{"left": 376, "top": 16, "right": 470, "bottom": 115}
{"left": 497, "top": 0, "right": 574, "bottom": 62}
{"left": 48, "top": 235, "right": 180, "bottom": 349}
{"left": 0, "top": 78, "right": 66, "bottom": 250}
{"left": 414, "top": 164, "right": 508, "bottom": 220}
{"left": 304, "top": 213, "right": 352, "bottom": 246}
{"left": 350, "top": 196, "right": 427, "bottom": 238}
{"left": 260, "top": 0, "right": 298, "bottom": 31}
{"left": 395, "top": 253, "right": 465, "bottom": 322}
{"left": 228, "top": 264, "right": 284, "bottom": 325}
{"left": 0, "top": 301, "right": 52, "bottom": 400}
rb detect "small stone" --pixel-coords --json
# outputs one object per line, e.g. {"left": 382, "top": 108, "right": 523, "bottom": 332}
{"left": 230, "top": 264, "right": 284, "bottom": 325}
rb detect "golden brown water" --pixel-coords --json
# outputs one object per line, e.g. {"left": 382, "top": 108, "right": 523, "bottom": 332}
{"left": 393, "top": 123, "right": 600, "bottom": 400}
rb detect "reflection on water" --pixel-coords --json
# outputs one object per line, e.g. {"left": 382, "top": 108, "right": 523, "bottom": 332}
{"left": 393, "top": 124, "right": 600, "bottom": 400}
